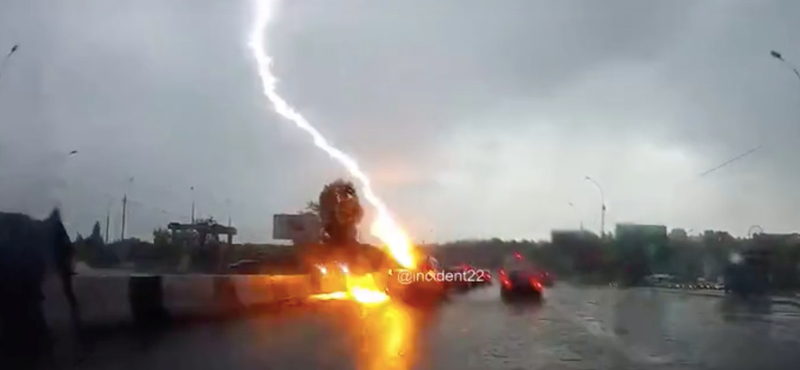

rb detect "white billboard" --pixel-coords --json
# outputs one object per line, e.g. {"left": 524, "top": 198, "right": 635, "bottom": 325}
{"left": 273, "top": 213, "right": 321, "bottom": 244}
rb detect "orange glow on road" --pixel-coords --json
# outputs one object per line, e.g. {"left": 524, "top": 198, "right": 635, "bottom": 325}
{"left": 361, "top": 303, "right": 414, "bottom": 370}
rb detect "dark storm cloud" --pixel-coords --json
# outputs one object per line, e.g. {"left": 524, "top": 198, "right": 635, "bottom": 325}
{"left": 0, "top": 0, "right": 798, "bottom": 242}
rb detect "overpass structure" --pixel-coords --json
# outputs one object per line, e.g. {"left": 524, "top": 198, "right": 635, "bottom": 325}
{"left": 168, "top": 220, "right": 237, "bottom": 273}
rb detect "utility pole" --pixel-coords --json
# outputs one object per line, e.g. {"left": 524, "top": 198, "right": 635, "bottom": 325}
{"left": 600, "top": 204, "right": 606, "bottom": 237}
{"left": 190, "top": 186, "right": 195, "bottom": 224}
{"left": 120, "top": 194, "right": 127, "bottom": 240}
{"left": 119, "top": 177, "right": 133, "bottom": 240}
{"left": 105, "top": 208, "right": 110, "bottom": 243}
{"left": 226, "top": 198, "right": 231, "bottom": 227}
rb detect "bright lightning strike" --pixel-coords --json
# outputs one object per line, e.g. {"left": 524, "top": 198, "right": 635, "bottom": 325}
{"left": 248, "top": 0, "right": 416, "bottom": 270}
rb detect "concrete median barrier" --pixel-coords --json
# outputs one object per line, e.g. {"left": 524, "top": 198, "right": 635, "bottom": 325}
{"left": 231, "top": 274, "right": 311, "bottom": 306}
{"left": 129, "top": 274, "right": 168, "bottom": 324}
{"left": 162, "top": 275, "right": 220, "bottom": 317}
{"left": 43, "top": 275, "right": 134, "bottom": 330}
{"left": 44, "top": 273, "right": 314, "bottom": 331}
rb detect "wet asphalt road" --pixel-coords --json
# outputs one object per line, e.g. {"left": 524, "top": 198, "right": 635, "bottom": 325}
{"left": 69, "top": 284, "right": 800, "bottom": 370}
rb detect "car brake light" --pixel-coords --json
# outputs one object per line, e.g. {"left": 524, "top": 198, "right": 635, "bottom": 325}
{"left": 530, "top": 279, "right": 543, "bottom": 290}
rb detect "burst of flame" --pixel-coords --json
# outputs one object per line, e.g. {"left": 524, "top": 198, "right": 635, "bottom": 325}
{"left": 346, "top": 274, "right": 390, "bottom": 305}
{"left": 310, "top": 291, "right": 348, "bottom": 301}
{"left": 248, "top": 0, "right": 416, "bottom": 272}
{"left": 311, "top": 272, "right": 390, "bottom": 305}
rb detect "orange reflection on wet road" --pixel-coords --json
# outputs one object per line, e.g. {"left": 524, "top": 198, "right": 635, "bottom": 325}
{"left": 352, "top": 302, "right": 418, "bottom": 370}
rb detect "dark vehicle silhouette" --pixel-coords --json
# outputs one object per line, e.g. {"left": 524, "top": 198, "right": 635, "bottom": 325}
{"left": 444, "top": 264, "right": 474, "bottom": 292}
{"left": 464, "top": 264, "right": 492, "bottom": 287}
{"left": 499, "top": 268, "right": 543, "bottom": 300}
{"left": 535, "top": 270, "right": 554, "bottom": 287}
{"left": 499, "top": 253, "right": 543, "bottom": 301}
{"left": 387, "top": 255, "right": 447, "bottom": 306}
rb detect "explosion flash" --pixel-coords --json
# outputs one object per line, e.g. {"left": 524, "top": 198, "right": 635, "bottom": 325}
{"left": 248, "top": 0, "right": 417, "bottom": 302}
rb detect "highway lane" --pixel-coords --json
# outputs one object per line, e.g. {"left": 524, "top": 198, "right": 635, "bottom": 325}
{"left": 68, "top": 284, "right": 800, "bottom": 370}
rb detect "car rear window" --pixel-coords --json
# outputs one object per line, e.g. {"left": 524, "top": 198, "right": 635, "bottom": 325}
{"left": 503, "top": 259, "right": 532, "bottom": 271}
{"left": 508, "top": 270, "right": 529, "bottom": 281}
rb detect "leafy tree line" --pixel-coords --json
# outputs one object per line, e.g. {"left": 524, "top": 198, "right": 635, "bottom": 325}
{"left": 427, "top": 231, "right": 800, "bottom": 288}
{"left": 72, "top": 177, "right": 798, "bottom": 286}
{"left": 74, "top": 222, "right": 119, "bottom": 268}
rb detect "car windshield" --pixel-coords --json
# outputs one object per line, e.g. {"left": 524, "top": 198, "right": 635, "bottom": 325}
{"left": 3, "top": 1, "right": 798, "bottom": 369}
{"left": 503, "top": 257, "right": 533, "bottom": 272}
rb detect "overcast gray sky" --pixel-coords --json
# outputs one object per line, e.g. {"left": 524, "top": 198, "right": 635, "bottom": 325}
{"left": 1, "top": 0, "right": 799, "bottom": 243}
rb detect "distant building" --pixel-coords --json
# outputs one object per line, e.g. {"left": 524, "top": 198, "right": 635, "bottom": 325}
{"left": 615, "top": 223, "right": 667, "bottom": 285}
{"left": 550, "top": 229, "right": 599, "bottom": 244}
{"left": 752, "top": 233, "right": 800, "bottom": 248}
{"left": 751, "top": 233, "right": 800, "bottom": 289}
{"left": 668, "top": 228, "right": 688, "bottom": 241}
{"left": 615, "top": 223, "right": 667, "bottom": 240}
{"left": 273, "top": 213, "right": 321, "bottom": 245}
{"left": 551, "top": 230, "right": 602, "bottom": 273}
{"left": 702, "top": 230, "right": 735, "bottom": 244}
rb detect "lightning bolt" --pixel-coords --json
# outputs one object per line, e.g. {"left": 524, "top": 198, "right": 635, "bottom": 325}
{"left": 248, "top": 0, "right": 416, "bottom": 269}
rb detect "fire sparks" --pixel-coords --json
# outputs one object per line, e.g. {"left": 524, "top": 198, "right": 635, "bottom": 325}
{"left": 346, "top": 274, "right": 390, "bottom": 305}
{"left": 248, "top": 0, "right": 417, "bottom": 292}
{"left": 311, "top": 273, "right": 390, "bottom": 305}
{"left": 310, "top": 291, "right": 349, "bottom": 301}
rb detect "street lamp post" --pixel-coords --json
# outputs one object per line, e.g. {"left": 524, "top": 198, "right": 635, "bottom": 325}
{"left": 120, "top": 177, "right": 134, "bottom": 240}
{"left": 0, "top": 44, "right": 19, "bottom": 83}
{"left": 104, "top": 195, "right": 113, "bottom": 244}
{"left": 584, "top": 176, "right": 606, "bottom": 238}
{"left": 190, "top": 186, "right": 195, "bottom": 223}
{"left": 0, "top": 44, "right": 20, "bottom": 134}
{"left": 770, "top": 50, "right": 800, "bottom": 84}
{"left": 225, "top": 198, "right": 232, "bottom": 227}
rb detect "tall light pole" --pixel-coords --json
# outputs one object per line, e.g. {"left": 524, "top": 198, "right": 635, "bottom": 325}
{"left": 120, "top": 177, "right": 134, "bottom": 240}
{"left": 190, "top": 186, "right": 195, "bottom": 223}
{"left": 584, "top": 176, "right": 606, "bottom": 238}
{"left": 0, "top": 44, "right": 19, "bottom": 83}
{"left": 105, "top": 195, "right": 112, "bottom": 244}
{"left": 568, "top": 202, "right": 584, "bottom": 231}
{"left": 225, "top": 198, "right": 231, "bottom": 227}
{"left": 771, "top": 50, "right": 800, "bottom": 83}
